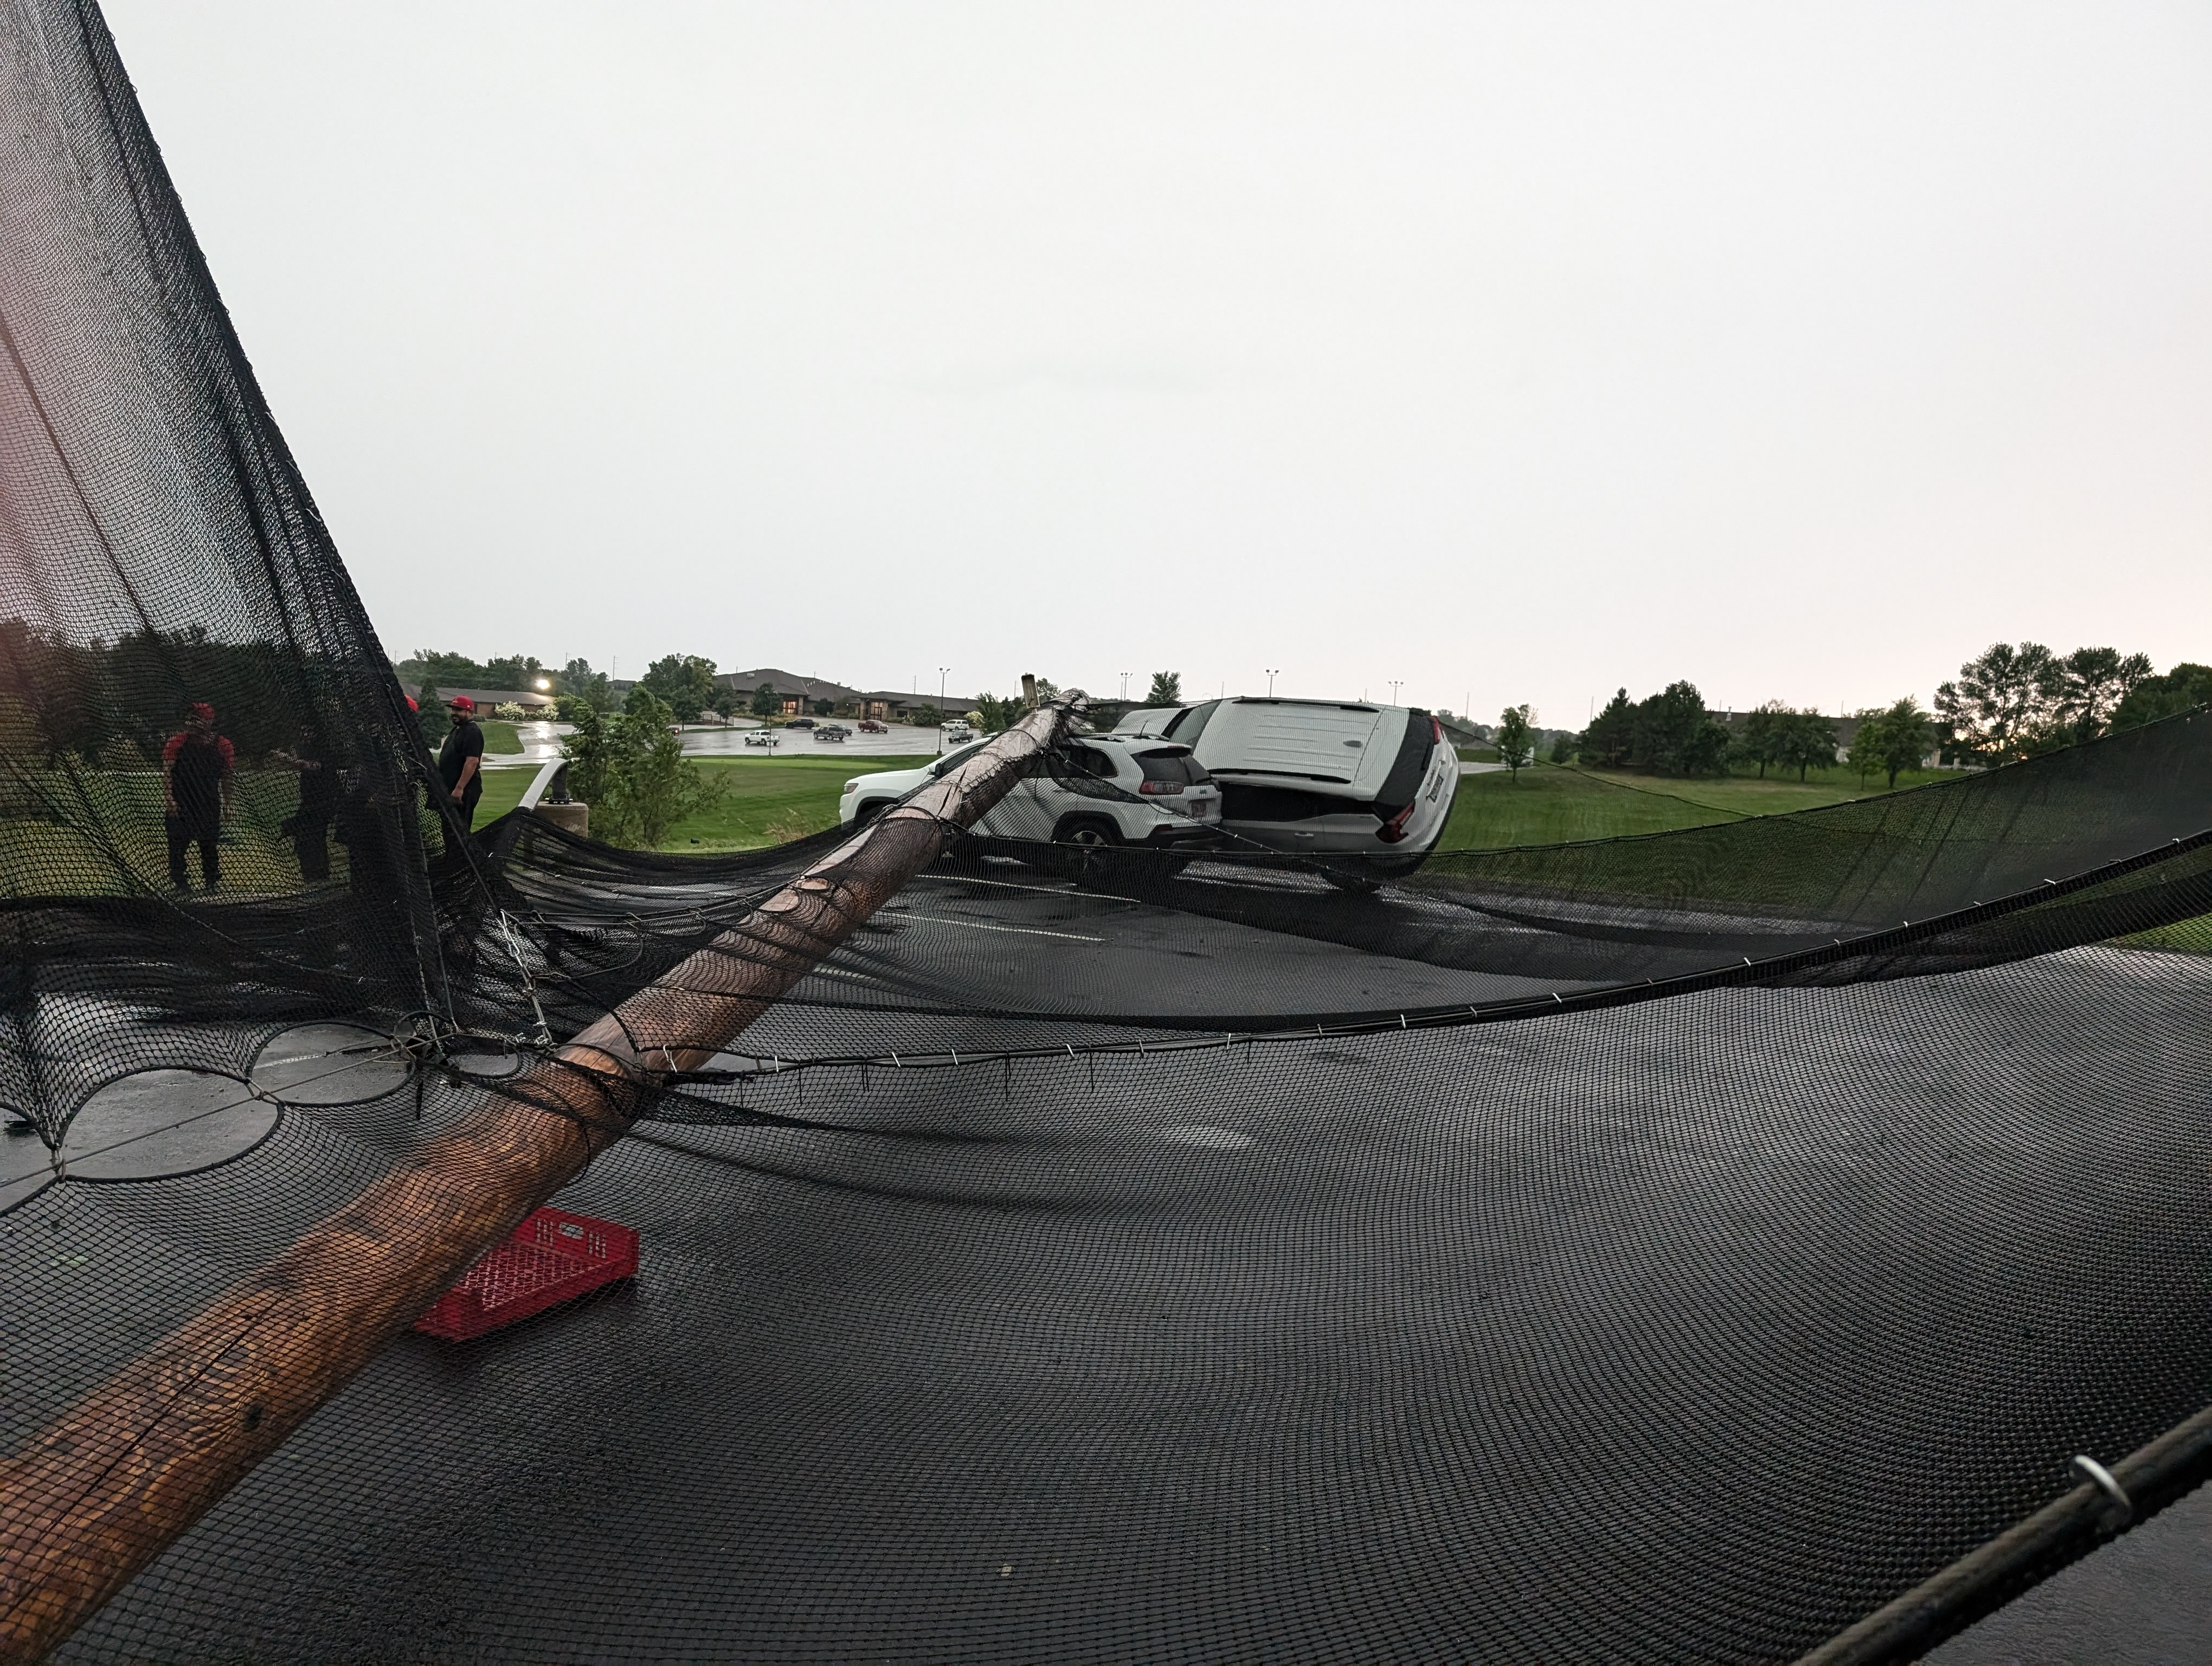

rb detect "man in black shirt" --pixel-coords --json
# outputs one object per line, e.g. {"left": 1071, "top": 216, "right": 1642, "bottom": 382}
{"left": 161, "top": 701, "right": 233, "bottom": 891}
{"left": 270, "top": 722, "right": 337, "bottom": 882}
{"left": 438, "top": 695, "right": 486, "bottom": 829}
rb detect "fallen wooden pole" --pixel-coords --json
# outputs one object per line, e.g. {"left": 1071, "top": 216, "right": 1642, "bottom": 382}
{"left": 0, "top": 697, "right": 1078, "bottom": 1663}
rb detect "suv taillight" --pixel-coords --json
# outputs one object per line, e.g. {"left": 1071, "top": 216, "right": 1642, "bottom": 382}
{"left": 1138, "top": 780, "right": 1185, "bottom": 796}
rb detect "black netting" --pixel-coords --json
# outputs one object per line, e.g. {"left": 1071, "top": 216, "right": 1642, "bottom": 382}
{"left": 3, "top": 3, "right": 2210, "bottom": 1662}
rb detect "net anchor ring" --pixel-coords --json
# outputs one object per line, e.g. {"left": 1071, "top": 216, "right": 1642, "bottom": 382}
{"left": 2070, "top": 1454, "right": 2133, "bottom": 1528}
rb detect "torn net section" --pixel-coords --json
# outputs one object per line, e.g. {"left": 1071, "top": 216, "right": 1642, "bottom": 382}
{"left": 4, "top": 1, "right": 2212, "bottom": 1661}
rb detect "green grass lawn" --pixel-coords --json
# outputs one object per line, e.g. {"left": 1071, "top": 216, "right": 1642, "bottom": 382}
{"left": 477, "top": 719, "right": 525, "bottom": 757}
{"left": 478, "top": 754, "right": 937, "bottom": 851}
{"left": 1440, "top": 762, "right": 1953, "bottom": 851}
{"left": 667, "top": 755, "right": 935, "bottom": 850}
{"left": 473, "top": 766, "right": 535, "bottom": 823}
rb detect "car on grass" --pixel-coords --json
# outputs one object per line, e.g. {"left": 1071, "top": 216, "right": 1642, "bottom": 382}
{"left": 1113, "top": 697, "right": 1457, "bottom": 886}
{"left": 839, "top": 734, "right": 1221, "bottom": 872}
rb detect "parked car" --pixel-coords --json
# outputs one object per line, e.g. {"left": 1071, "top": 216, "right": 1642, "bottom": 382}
{"left": 785, "top": 717, "right": 816, "bottom": 729}
{"left": 814, "top": 724, "right": 850, "bottom": 742}
{"left": 839, "top": 734, "right": 1221, "bottom": 871}
{"left": 742, "top": 729, "right": 781, "bottom": 748}
{"left": 857, "top": 719, "right": 887, "bottom": 734}
{"left": 1113, "top": 697, "right": 1457, "bottom": 885}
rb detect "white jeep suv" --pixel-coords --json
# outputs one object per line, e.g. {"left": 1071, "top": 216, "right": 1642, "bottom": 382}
{"left": 839, "top": 733, "right": 1222, "bottom": 860}
{"left": 1115, "top": 697, "right": 1457, "bottom": 879}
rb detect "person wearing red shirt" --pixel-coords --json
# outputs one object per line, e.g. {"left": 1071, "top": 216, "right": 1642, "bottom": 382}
{"left": 162, "top": 701, "right": 234, "bottom": 891}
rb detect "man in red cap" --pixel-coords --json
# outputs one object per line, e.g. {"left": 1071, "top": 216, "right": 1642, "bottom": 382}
{"left": 437, "top": 694, "right": 486, "bottom": 829}
{"left": 162, "top": 701, "right": 234, "bottom": 890}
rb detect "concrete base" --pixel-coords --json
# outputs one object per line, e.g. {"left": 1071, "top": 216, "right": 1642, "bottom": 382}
{"left": 533, "top": 802, "right": 588, "bottom": 836}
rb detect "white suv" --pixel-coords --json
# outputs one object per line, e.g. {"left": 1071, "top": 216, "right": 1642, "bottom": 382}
{"left": 839, "top": 734, "right": 1221, "bottom": 861}
{"left": 1115, "top": 697, "right": 1457, "bottom": 880}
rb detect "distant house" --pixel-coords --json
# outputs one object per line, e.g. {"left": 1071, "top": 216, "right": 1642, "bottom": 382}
{"left": 715, "top": 668, "right": 975, "bottom": 721}
{"left": 398, "top": 683, "right": 557, "bottom": 717}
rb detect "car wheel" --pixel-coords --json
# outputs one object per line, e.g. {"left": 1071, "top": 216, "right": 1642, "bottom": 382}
{"left": 853, "top": 802, "right": 887, "bottom": 829}
{"left": 1052, "top": 815, "right": 1122, "bottom": 883}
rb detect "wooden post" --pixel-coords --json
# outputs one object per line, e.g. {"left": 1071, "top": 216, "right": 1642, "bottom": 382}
{"left": 0, "top": 697, "right": 1078, "bottom": 1663}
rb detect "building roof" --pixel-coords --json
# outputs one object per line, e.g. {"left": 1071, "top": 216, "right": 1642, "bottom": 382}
{"left": 713, "top": 668, "right": 863, "bottom": 703}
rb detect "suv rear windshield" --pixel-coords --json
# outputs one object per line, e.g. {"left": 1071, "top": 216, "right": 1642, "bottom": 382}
{"left": 1160, "top": 701, "right": 1220, "bottom": 745}
{"left": 1137, "top": 747, "right": 1212, "bottom": 786}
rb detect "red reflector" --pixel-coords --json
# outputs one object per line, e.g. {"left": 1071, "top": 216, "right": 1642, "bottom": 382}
{"left": 1377, "top": 800, "right": 1417, "bottom": 844}
{"left": 1138, "top": 780, "right": 1185, "bottom": 795}
{"left": 414, "top": 1206, "right": 639, "bottom": 1341}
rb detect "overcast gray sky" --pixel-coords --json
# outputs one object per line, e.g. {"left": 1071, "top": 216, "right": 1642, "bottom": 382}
{"left": 107, "top": 2, "right": 2211, "bottom": 721}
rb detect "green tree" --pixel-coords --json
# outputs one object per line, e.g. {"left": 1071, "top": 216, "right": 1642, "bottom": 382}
{"left": 403, "top": 649, "right": 489, "bottom": 687}
{"left": 640, "top": 653, "right": 718, "bottom": 723}
{"left": 558, "top": 687, "right": 718, "bottom": 848}
{"left": 1848, "top": 697, "right": 1935, "bottom": 789}
{"left": 483, "top": 653, "right": 544, "bottom": 692}
{"left": 749, "top": 682, "right": 780, "bottom": 717}
{"left": 2110, "top": 662, "right": 2212, "bottom": 733}
{"left": 811, "top": 697, "right": 834, "bottom": 717}
{"left": 1494, "top": 704, "right": 1534, "bottom": 781}
{"left": 557, "top": 657, "right": 613, "bottom": 712}
{"left": 416, "top": 683, "right": 450, "bottom": 746}
{"left": 1777, "top": 710, "right": 1838, "bottom": 781}
{"left": 1731, "top": 700, "right": 1791, "bottom": 778}
{"left": 1936, "top": 642, "right": 2062, "bottom": 764}
{"left": 1630, "top": 681, "right": 1730, "bottom": 775}
{"left": 2054, "top": 646, "right": 2153, "bottom": 742}
{"left": 1579, "top": 689, "right": 1634, "bottom": 768}
{"left": 1547, "top": 731, "right": 1577, "bottom": 764}
{"left": 1145, "top": 671, "right": 1182, "bottom": 706}
{"left": 909, "top": 703, "right": 942, "bottom": 729}
{"left": 972, "top": 692, "right": 1025, "bottom": 733}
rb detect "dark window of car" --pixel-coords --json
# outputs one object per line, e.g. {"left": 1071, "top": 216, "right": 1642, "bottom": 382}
{"left": 1136, "top": 747, "right": 1211, "bottom": 787}
{"left": 1161, "top": 700, "right": 1220, "bottom": 744}
{"left": 929, "top": 740, "right": 988, "bottom": 777}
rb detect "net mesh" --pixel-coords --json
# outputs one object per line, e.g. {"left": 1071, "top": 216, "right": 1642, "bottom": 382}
{"left": 3, "top": 3, "right": 2210, "bottom": 1661}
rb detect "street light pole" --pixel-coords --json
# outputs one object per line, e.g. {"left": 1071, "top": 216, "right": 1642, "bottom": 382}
{"left": 1265, "top": 668, "right": 1279, "bottom": 696}
{"left": 1120, "top": 671, "right": 1130, "bottom": 701}
{"left": 1388, "top": 679, "right": 1403, "bottom": 704}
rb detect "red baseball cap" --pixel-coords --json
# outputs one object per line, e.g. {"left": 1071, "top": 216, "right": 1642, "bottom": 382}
{"left": 185, "top": 701, "right": 214, "bottom": 721}
{"left": 406, "top": 696, "right": 419, "bottom": 713}
{"left": 446, "top": 695, "right": 475, "bottom": 713}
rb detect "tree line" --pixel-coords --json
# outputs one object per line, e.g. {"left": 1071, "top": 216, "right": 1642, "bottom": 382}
{"left": 1503, "top": 640, "right": 2207, "bottom": 787}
